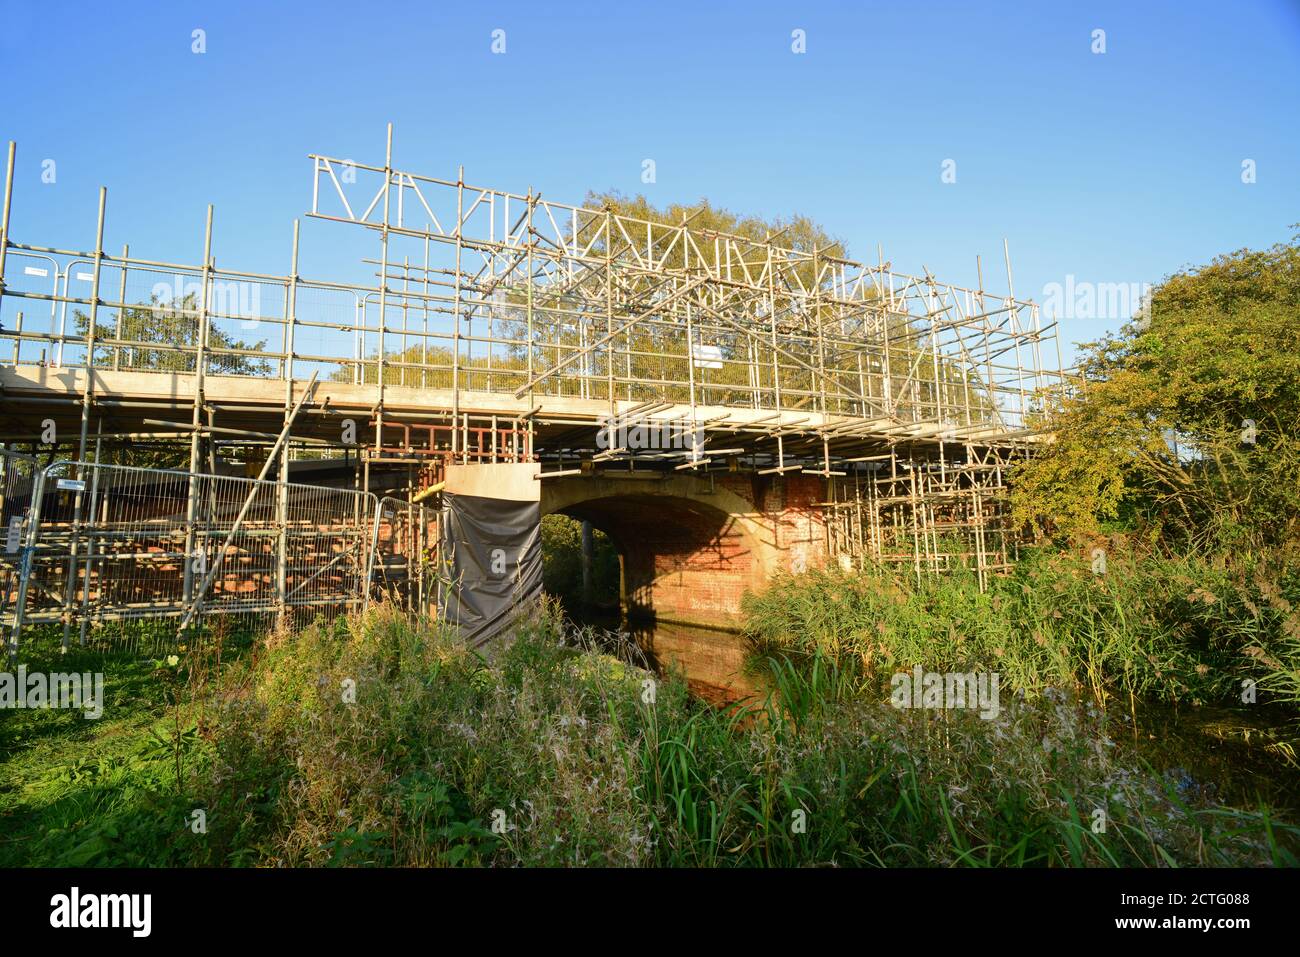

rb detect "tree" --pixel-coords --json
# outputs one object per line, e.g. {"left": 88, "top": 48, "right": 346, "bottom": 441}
{"left": 341, "top": 194, "right": 1000, "bottom": 424}
{"left": 74, "top": 292, "right": 273, "bottom": 377}
{"left": 67, "top": 293, "right": 274, "bottom": 468}
{"left": 582, "top": 191, "right": 847, "bottom": 273}
{"left": 1011, "top": 234, "right": 1300, "bottom": 556}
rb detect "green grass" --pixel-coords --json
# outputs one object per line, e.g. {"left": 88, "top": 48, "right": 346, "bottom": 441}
{"left": 742, "top": 547, "right": 1300, "bottom": 710}
{"left": 0, "top": 645, "right": 198, "bottom": 866}
{"left": 2, "top": 600, "right": 1296, "bottom": 867}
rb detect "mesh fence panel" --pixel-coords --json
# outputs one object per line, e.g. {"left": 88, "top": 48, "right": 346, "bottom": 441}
{"left": 0, "top": 449, "right": 40, "bottom": 649}
{"left": 370, "top": 496, "right": 442, "bottom": 620}
{"left": 6, "top": 460, "right": 380, "bottom": 655}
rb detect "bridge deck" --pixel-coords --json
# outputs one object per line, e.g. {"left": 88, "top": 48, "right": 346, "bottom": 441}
{"left": 0, "top": 364, "right": 1044, "bottom": 467}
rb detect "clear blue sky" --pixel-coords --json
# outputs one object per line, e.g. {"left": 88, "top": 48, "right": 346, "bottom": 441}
{"left": 2, "top": 0, "right": 1297, "bottom": 364}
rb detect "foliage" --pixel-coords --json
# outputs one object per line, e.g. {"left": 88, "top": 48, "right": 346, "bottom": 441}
{"left": 583, "top": 190, "right": 847, "bottom": 274}
{"left": 75, "top": 292, "right": 274, "bottom": 378}
{"left": 336, "top": 195, "right": 996, "bottom": 423}
{"left": 65, "top": 293, "right": 275, "bottom": 469}
{"left": 742, "top": 549, "right": 1300, "bottom": 714}
{"left": 1012, "top": 236, "right": 1300, "bottom": 554}
{"left": 3, "top": 602, "right": 1295, "bottom": 867}
{"left": 540, "top": 514, "right": 621, "bottom": 608}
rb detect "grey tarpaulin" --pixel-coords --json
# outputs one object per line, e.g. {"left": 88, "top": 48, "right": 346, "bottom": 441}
{"left": 438, "top": 464, "right": 542, "bottom": 649}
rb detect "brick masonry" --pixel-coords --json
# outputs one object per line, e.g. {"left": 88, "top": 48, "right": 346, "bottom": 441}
{"left": 542, "top": 472, "right": 828, "bottom": 628}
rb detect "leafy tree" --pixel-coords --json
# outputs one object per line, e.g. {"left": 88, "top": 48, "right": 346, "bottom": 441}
{"left": 74, "top": 292, "right": 273, "bottom": 377}
{"left": 540, "top": 514, "right": 620, "bottom": 607}
{"left": 68, "top": 293, "right": 273, "bottom": 468}
{"left": 582, "top": 191, "right": 847, "bottom": 274}
{"left": 1011, "top": 234, "right": 1300, "bottom": 556}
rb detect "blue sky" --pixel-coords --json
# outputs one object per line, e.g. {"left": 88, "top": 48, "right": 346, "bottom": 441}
{"left": 1, "top": 0, "right": 1297, "bottom": 364}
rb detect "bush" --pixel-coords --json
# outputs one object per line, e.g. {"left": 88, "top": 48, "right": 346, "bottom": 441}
{"left": 6, "top": 601, "right": 1295, "bottom": 867}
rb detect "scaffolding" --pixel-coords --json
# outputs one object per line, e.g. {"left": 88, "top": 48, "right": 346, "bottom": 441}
{"left": 0, "top": 449, "right": 381, "bottom": 655}
{"left": 821, "top": 443, "right": 1029, "bottom": 590}
{"left": 0, "top": 127, "right": 1066, "bottom": 611}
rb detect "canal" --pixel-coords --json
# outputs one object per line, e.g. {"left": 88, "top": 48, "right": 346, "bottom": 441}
{"left": 568, "top": 609, "right": 1300, "bottom": 815}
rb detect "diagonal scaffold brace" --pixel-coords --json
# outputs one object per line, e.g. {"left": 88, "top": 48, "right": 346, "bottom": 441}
{"left": 175, "top": 371, "right": 320, "bottom": 638}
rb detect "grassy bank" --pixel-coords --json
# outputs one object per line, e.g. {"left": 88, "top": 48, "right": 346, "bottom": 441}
{"left": 2, "top": 601, "right": 1295, "bottom": 867}
{"left": 743, "top": 547, "right": 1300, "bottom": 711}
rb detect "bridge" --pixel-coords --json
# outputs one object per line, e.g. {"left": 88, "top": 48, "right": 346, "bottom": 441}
{"left": 0, "top": 130, "right": 1064, "bottom": 645}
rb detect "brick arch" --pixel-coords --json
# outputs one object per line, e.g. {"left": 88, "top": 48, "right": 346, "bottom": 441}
{"left": 541, "top": 474, "right": 821, "bottom": 628}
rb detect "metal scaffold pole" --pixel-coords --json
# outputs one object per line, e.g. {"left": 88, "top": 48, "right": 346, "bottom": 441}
{"left": 183, "top": 206, "right": 215, "bottom": 609}
{"left": 0, "top": 142, "right": 15, "bottom": 320}
{"left": 276, "top": 220, "right": 301, "bottom": 631}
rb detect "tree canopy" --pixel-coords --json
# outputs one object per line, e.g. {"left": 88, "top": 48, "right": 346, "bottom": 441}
{"left": 75, "top": 292, "right": 273, "bottom": 377}
{"left": 1011, "top": 234, "right": 1300, "bottom": 557}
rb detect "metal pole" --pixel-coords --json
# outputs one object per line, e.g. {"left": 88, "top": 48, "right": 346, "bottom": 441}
{"left": 525, "top": 188, "right": 535, "bottom": 412}
{"left": 77, "top": 187, "right": 107, "bottom": 465}
{"left": 451, "top": 166, "right": 464, "bottom": 455}
{"left": 177, "top": 372, "right": 318, "bottom": 635}
{"left": 61, "top": 186, "right": 107, "bottom": 650}
{"left": 0, "top": 142, "right": 15, "bottom": 323}
{"left": 684, "top": 229, "right": 700, "bottom": 465}
{"left": 76, "top": 420, "right": 102, "bottom": 645}
{"left": 605, "top": 208, "right": 614, "bottom": 414}
{"left": 183, "top": 205, "right": 214, "bottom": 606}
{"left": 367, "top": 124, "right": 394, "bottom": 499}
{"left": 111, "top": 243, "right": 128, "bottom": 371}
{"left": 7, "top": 465, "right": 50, "bottom": 660}
{"left": 276, "top": 220, "right": 300, "bottom": 630}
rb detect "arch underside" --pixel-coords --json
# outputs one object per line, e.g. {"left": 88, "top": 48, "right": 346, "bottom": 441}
{"left": 548, "top": 492, "right": 762, "bottom": 628}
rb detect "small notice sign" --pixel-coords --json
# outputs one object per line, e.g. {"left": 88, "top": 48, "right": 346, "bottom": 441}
{"left": 692, "top": 343, "right": 723, "bottom": 369}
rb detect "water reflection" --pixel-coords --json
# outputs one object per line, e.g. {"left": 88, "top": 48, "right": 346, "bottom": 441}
{"left": 574, "top": 611, "right": 766, "bottom": 708}
{"left": 1116, "top": 700, "right": 1299, "bottom": 813}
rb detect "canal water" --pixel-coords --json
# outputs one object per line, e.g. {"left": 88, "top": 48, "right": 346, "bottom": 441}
{"left": 571, "top": 610, "right": 766, "bottom": 707}
{"left": 570, "top": 610, "right": 1299, "bottom": 814}
{"left": 1118, "top": 700, "right": 1299, "bottom": 812}
{"left": 618, "top": 617, "right": 768, "bottom": 708}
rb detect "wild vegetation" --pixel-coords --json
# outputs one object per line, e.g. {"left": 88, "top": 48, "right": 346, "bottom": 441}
{"left": 743, "top": 237, "right": 1300, "bottom": 831}
{"left": 744, "top": 549, "right": 1300, "bottom": 712}
{"left": 540, "top": 515, "right": 622, "bottom": 609}
{"left": 1013, "top": 234, "right": 1300, "bottom": 556}
{"left": 2, "top": 603, "right": 1295, "bottom": 867}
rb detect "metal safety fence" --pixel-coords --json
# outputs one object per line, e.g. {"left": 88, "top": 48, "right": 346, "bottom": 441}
{"left": 1, "top": 451, "right": 382, "bottom": 655}
{"left": 0, "top": 448, "right": 41, "bottom": 641}
{"left": 369, "top": 496, "right": 445, "bottom": 622}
